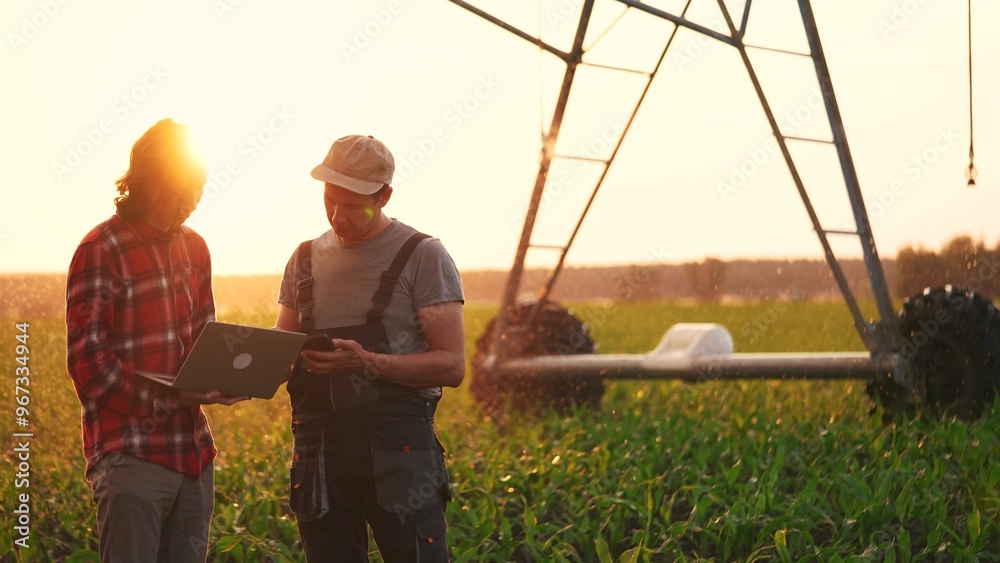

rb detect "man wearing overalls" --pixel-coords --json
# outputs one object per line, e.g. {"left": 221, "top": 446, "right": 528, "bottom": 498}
{"left": 274, "top": 134, "right": 465, "bottom": 561}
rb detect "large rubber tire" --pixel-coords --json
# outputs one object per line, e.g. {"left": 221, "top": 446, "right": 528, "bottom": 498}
{"left": 471, "top": 302, "right": 603, "bottom": 421}
{"left": 870, "top": 286, "right": 1000, "bottom": 420}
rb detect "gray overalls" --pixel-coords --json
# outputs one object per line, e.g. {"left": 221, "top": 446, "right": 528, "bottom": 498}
{"left": 287, "top": 233, "right": 450, "bottom": 562}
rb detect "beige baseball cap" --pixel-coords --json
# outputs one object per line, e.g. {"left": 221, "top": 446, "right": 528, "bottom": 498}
{"left": 310, "top": 134, "right": 394, "bottom": 195}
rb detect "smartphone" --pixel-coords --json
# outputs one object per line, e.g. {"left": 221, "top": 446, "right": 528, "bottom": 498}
{"left": 302, "top": 333, "right": 335, "bottom": 352}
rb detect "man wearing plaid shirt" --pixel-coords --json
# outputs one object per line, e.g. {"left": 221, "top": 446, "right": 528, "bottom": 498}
{"left": 66, "top": 119, "right": 246, "bottom": 563}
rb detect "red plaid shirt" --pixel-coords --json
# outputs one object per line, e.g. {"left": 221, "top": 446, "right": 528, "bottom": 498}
{"left": 66, "top": 214, "right": 217, "bottom": 478}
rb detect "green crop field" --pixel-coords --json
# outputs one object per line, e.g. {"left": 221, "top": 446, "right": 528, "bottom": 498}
{"left": 2, "top": 300, "right": 999, "bottom": 561}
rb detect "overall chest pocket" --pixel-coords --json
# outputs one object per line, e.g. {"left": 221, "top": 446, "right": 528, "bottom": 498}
{"left": 318, "top": 322, "right": 391, "bottom": 411}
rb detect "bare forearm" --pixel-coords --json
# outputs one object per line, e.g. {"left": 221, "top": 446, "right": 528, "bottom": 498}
{"left": 358, "top": 349, "right": 465, "bottom": 389}
{"left": 294, "top": 302, "right": 467, "bottom": 389}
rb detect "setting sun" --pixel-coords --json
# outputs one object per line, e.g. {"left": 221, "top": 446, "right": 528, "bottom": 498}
{"left": 4, "top": 2, "right": 1000, "bottom": 560}
{"left": 2, "top": 1, "right": 998, "bottom": 279}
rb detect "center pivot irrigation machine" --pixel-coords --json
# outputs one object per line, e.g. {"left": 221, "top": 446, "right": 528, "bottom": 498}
{"left": 446, "top": 0, "right": 1000, "bottom": 421}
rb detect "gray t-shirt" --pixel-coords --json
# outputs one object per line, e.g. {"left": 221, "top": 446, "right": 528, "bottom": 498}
{"left": 278, "top": 219, "right": 464, "bottom": 397}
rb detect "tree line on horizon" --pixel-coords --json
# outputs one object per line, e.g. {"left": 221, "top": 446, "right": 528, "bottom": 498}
{"left": 680, "top": 234, "right": 1000, "bottom": 303}
{"left": 463, "top": 234, "right": 996, "bottom": 304}
{"left": 893, "top": 235, "right": 1000, "bottom": 301}
{"left": 3, "top": 235, "right": 995, "bottom": 318}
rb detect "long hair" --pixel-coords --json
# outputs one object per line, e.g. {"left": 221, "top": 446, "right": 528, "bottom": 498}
{"left": 115, "top": 119, "right": 207, "bottom": 221}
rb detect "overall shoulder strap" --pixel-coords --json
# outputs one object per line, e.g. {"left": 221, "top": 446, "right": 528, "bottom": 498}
{"left": 368, "top": 232, "right": 431, "bottom": 324}
{"left": 294, "top": 240, "right": 315, "bottom": 333}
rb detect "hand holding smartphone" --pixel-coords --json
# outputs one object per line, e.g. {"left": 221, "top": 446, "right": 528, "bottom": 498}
{"left": 302, "top": 333, "right": 335, "bottom": 352}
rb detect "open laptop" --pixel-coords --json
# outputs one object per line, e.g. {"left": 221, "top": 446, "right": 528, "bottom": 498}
{"left": 136, "top": 321, "right": 308, "bottom": 399}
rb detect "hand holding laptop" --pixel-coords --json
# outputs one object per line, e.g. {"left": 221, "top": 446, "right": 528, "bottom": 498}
{"left": 135, "top": 321, "right": 310, "bottom": 400}
{"left": 177, "top": 389, "right": 251, "bottom": 407}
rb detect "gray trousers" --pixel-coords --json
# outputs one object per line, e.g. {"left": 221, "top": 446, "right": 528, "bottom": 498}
{"left": 88, "top": 453, "right": 214, "bottom": 563}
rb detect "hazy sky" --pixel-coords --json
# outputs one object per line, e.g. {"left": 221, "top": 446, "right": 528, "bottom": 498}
{"left": 2, "top": 0, "right": 998, "bottom": 277}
